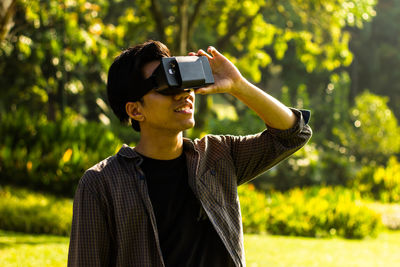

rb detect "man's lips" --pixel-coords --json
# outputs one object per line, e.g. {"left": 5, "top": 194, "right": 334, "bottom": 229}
{"left": 174, "top": 101, "right": 193, "bottom": 114}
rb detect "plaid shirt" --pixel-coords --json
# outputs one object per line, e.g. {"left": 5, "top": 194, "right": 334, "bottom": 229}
{"left": 68, "top": 108, "right": 312, "bottom": 267}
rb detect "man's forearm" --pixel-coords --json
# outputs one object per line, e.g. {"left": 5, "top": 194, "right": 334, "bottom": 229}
{"left": 230, "top": 78, "right": 297, "bottom": 130}
{"left": 193, "top": 46, "right": 299, "bottom": 129}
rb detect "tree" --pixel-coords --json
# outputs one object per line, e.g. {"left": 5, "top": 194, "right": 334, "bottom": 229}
{"left": 257, "top": 0, "right": 377, "bottom": 144}
{"left": 0, "top": 0, "right": 377, "bottom": 136}
{"left": 0, "top": 0, "right": 120, "bottom": 121}
{"left": 141, "top": 0, "right": 377, "bottom": 136}
{"left": 348, "top": 0, "right": 400, "bottom": 119}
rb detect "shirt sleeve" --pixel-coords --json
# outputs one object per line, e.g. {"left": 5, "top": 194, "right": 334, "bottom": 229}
{"left": 226, "top": 108, "right": 312, "bottom": 185}
{"left": 68, "top": 176, "right": 112, "bottom": 267}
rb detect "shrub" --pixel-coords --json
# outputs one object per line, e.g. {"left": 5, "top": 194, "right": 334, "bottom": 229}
{"left": 266, "top": 187, "right": 381, "bottom": 239}
{"left": 0, "top": 109, "right": 123, "bottom": 196}
{"left": 335, "top": 91, "right": 400, "bottom": 165}
{"left": 256, "top": 143, "right": 322, "bottom": 191}
{"left": 367, "top": 202, "right": 400, "bottom": 230}
{"left": 239, "top": 184, "right": 381, "bottom": 238}
{"left": 352, "top": 156, "right": 400, "bottom": 203}
{"left": 238, "top": 184, "right": 269, "bottom": 233}
{"left": 372, "top": 157, "right": 400, "bottom": 202}
{"left": 0, "top": 186, "right": 72, "bottom": 236}
{"left": 253, "top": 143, "right": 359, "bottom": 192}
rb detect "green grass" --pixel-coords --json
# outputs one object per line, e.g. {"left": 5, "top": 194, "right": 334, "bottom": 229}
{"left": 0, "top": 230, "right": 69, "bottom": 267}
{"left": 1, "top": 230, "right": 400, "bottom": 266}
{"left": 244, "top": 231, "right": 400, "bottom": 267}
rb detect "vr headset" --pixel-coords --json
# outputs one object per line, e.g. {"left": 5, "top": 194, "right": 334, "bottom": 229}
{"left": 142, "top": 56, "right": 214, "bottom": 95}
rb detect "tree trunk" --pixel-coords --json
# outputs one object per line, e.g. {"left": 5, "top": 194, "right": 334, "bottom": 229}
{"left": 192, "top": 94, "right": 211, "bottom": 137}
{"left": 0, "top": 0, "right": 16, "bottom": 42}
{"left": 187, "top": 0, "right": 206, "bottom": 50}
{"left": 178, "top": 0, "right": 188, "bottom": 55}
{"left": 149, "top": 0, "right": 166, "bottom": 42}
{"left": 47, "top": 92, "right": 56, "bottom": 121}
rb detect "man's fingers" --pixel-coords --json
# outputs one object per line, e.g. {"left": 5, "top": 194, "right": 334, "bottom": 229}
{"left": 189, "top": 47, "right": 220, "bottom": 59}
{"left": 197, "top": 49, "right": 212, "bottom": 59}
{"left": 194, "top": 85, "right": 217, "bottom": 95}
{"left": 207, "top": 46, "right": 222, "bottom": 58}
{"left": 194, "top": 87, "right": 209, "bottom": 95}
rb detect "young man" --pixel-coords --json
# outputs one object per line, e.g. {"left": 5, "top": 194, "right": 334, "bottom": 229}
{"left": 68, "top": 40, "right": 312, "bottom": 267}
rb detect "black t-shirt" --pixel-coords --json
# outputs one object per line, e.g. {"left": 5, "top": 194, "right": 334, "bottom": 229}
{"left": 139, "top": 153, "right": 235, "bottom": 267}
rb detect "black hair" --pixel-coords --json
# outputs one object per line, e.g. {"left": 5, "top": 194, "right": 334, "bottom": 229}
{"left": 107, "top": 40, "right": 171, "bottom": 131}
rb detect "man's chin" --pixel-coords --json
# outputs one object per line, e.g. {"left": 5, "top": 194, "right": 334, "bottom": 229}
{"left": 182, "top": 120, "right": 195, "bottom": 131}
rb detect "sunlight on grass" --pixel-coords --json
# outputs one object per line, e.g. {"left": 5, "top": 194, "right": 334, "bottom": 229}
{"left": 1, "top": 230, "right": 400, "bottom": 266}
{"left": 0, "top": 231, "right": 69, "bottom": 267}
{"left": 244, "top": 231, "right": 400, "bottom": 267}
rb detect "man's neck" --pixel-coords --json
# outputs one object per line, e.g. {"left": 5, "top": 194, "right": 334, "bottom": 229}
{"left": 135, "top": 130, "right": 184, "bottom": 160}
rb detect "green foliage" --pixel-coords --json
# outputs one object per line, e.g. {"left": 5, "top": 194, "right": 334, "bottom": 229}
{"left": 0, "top": 186, "right": 72, "bottom": 236}
{"left": 367, "top": 202, "right": 400, "bottom": 231}
{"left": 353, "top": 157, "right": 400, "bottom": 203}
{"left": 238, "top": 184, "right": 269, "bottom": 234}
{"left": 0, "top": 0, "right": 121, "bottom": 120}
{"left": 204, "top": 0, "right": 376, "bottom": 82}
{"left": 335, "top": 91, "right": 400, "bottom": 164}
{"left": 349, "top": 0, "right": 400, "bottom": 119}
{"left": 207, "top": 107, "right": 265, "bottom": 136}
{"left": 256, "top": 143, "right": 322, "bottom": 191}
{"left": 319, "top": 72, "right": 351, "bottom": 140}
{"left": 373, "top": 157, "right": 400, "bottom": 203}
{"left": 0, "top": 0, "right": 378, "bottom": 137}
{"left": 254, "top": 142, "right": 357, "bottom": 191}
{"left": 0, "top": 109, "right": 123, "bottom": 196}
{"left": 266, "top": 187, "right": 381, "bottom": 239}
{"left": 264, "top": 87, "right": 399, "bottom": 193}
{"left": 239, "top": 184, "right": 381, "bottom": 239}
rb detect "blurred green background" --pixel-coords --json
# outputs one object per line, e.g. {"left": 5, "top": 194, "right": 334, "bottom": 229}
{"left": 1, "top": 0, "right": 399, "bottom": 266}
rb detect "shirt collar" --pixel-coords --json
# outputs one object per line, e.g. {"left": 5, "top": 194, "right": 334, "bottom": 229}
{"left": 117, "top": 144, "right": 139, "bottom": 159}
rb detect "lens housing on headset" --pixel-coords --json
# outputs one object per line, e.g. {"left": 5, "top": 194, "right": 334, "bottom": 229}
{"left": 142, "top": 56, "right": 214, "bottom": 95}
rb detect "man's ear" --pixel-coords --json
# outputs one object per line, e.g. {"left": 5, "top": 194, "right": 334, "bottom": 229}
{"left": 126, "top": 102, "right": 145, "bottom": 122}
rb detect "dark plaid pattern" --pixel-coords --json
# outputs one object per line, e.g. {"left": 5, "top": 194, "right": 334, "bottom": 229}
{"left": 68, "top": 108, "right": 312, "bottom": 267}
